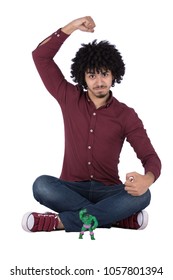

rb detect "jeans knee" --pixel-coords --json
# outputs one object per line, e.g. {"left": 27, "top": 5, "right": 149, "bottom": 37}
{"left": 146, "top": 189, "right": 151, "bottom": 206}
{"left": 139, "top": 189, "right": 151, "bottom": 210}
{"left": 32, "top": 175, "right": 48, "bottom": 201}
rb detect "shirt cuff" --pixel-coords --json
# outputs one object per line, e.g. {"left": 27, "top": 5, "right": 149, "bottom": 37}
{"left": 52, "top": 28, "right": 70, "bottom": 42}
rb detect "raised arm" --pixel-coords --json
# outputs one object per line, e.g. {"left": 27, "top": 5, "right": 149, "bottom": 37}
{"left": 32, "top": 16, "right": 96, "bottom": 102}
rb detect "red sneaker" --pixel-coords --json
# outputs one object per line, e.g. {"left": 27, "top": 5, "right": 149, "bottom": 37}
{"left": 22, "top": 212, "right": 59, "bottom": 232}
{"left": 113, "top": 210, "right": 148, "bottom": 230}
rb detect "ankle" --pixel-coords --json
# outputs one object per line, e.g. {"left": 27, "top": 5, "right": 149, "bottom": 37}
{"left": 57, "top": 216, "right": 64, "bottom": 230}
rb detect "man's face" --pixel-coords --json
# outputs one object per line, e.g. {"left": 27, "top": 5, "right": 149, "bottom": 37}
{"left": 85, "top": 69, "right": 113, "bottom": 99}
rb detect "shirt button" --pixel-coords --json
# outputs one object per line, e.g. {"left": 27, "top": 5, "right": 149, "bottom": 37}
{"left": 88, "top": 161, "right": 91, "bottom": 165}
{"left": 93, "top": 112, "right": 96, "bottom": 116}
{"left": 90, "top": 129, "right": 93, "bottom": 133}
{"left": 88, "top": 146, "right": 91, "bottom": 149}
{"left": 90, "top": 175, "right": 94, "bottom": 178}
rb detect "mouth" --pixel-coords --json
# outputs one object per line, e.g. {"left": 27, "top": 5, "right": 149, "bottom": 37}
{"left": 94, "top": 87, "right": 107, "bottom": 94}
{"left": 94, "top": 86, "right": 106, "bottom": 90}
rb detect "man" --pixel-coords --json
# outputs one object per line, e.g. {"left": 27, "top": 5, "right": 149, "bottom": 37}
{"left": 22, "top": 16, "right": 161, "bottom": 233}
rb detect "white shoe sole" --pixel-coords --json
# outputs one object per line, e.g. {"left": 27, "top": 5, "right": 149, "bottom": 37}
{"left": 21, "top": 212, "right": 35, "bottom": 232}
{"left": 137, "top": 210, "right": 148, "bottom": 230}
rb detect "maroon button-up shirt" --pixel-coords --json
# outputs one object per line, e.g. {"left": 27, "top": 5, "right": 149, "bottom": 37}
{"left": 32, "top": 29, "right": 161, "bottom": 186}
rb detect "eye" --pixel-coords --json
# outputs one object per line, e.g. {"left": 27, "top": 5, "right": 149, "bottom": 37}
{"left": 102, "top": 71, "right": 109, "bottom": 77}
{"left": 89, "top": 74, "right": 96, "bottom": 79}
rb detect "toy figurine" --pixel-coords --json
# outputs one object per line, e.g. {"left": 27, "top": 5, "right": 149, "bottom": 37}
{"left": 79, "top": 209, "right": 98, "bottom": 240}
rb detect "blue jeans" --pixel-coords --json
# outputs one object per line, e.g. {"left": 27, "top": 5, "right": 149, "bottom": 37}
{"left": 33, "top": 175, "right": 151, "bottom": 232}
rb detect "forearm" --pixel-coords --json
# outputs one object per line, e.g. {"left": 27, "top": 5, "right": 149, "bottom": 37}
{"left": 32, "top": 29, "right": 69, "bottom": 59}
{"left": 36, "top": 16, "right": 95, "bottom": 51}
{"left": 144, "top": 172, "right": 155, "bottom": 186}
{"left": 61, "top": 22, "right": 79, "bottom": 35}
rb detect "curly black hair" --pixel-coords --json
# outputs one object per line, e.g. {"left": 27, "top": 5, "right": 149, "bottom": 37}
{"left": 71, "top": 39, "right": 125, "bottom": 89}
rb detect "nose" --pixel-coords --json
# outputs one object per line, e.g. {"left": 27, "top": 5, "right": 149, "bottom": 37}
{"left": 95, "top": 73, "right": 103, "bottom": 86}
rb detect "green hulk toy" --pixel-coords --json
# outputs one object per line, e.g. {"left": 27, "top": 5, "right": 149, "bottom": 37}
{"left": 79, "top": 209, "right": 98, "bottom": 240}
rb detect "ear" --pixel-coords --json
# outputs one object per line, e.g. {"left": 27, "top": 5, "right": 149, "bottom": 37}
{"left": 112, "top": 77, "right": 116, "bottom": 87}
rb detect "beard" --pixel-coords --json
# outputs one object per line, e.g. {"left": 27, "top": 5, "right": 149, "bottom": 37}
{"left": 95, "top": 92, "right": 108, "bottom": 98}
{"left": 93, "top": 86, "right": 109, "bottom": 98}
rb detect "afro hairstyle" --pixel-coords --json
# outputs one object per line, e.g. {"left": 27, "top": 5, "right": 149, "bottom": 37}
{"left": 70, "top": 39, "right": 125, "bottom": 89}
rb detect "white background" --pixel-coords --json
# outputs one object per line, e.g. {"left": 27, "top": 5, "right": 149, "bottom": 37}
{"left": 1, "top": 0, "right": 172, "bottom": 279}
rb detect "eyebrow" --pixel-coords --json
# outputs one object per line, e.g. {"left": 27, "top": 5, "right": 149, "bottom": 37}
{"left": 86, "top": 69, "right": 110, "bottom": 74}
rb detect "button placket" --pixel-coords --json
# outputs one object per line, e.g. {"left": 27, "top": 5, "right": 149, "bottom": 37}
{"left": 87, "top": 111, "right": 97, "bottom": 179}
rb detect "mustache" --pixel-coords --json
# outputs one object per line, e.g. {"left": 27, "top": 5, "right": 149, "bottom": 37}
{"left": 94, "top": 85, "right": 106, "bottom": 89}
